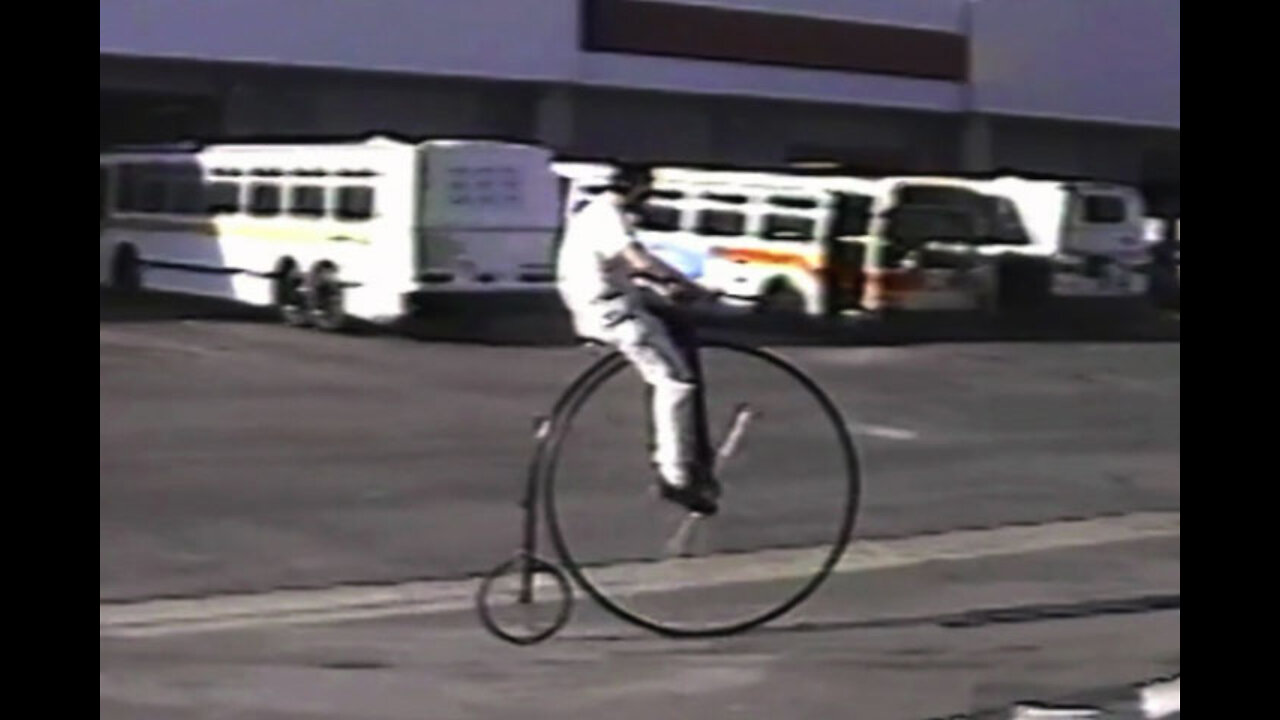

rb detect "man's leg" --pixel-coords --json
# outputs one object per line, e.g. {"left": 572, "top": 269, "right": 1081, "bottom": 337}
{"left": 643, "top": 302, "right": 714, "bottom": 479}
{"left": 596, "top": 307, "right": 715, "bottom": 513}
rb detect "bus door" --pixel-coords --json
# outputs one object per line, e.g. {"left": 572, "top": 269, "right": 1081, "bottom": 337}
{"left": 822, "top": 191, "right": 873, "bottom": 314}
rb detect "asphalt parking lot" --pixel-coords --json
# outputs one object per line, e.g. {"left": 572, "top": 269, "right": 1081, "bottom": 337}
{"left": 100, "top": 291, "right": 1179, "bottom": 719}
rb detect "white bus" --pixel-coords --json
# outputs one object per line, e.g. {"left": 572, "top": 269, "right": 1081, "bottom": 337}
{"left": 99, "top": 135, "right": 563, "bottom": 329}
{"left": 552, "top": 163, "right": 1157, "bottom": 315}
{"left": 551, "top": 162, "right": 880, "bottom": 316}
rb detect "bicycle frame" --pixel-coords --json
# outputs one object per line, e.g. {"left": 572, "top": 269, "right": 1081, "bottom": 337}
{"left": 516, "top": 323, "right": 751, "bottom": 593}
{"left": 479, "top": 329, "right": 859, "bottom": 644}
{"left": 478, "top": 286, "right": 862, "bottom": 645}
{"left": 516, "top": 347, "right": 620, "bottom": 603}
{"left": 517, "top": 292, "right": 758, "bottom": 573}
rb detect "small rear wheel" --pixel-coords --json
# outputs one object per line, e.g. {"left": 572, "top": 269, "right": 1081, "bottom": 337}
{"left": 476, "top": 552, "right": 574, "bottom": 645}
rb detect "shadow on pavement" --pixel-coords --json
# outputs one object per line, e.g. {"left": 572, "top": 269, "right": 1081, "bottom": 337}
{"left": 101, "top": 288, "right": 274, "bottom": 324}
{"left": 562, "top": 592, "right": 1180, "bottom": 645}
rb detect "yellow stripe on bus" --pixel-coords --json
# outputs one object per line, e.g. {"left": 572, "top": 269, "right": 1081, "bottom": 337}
{"left": 103, "top": 217, "right": 372, "bottom": 245}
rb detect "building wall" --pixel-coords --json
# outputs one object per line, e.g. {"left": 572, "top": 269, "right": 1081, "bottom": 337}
{"left": 991, "top": 116, "right": 1180, "bottom": 183}
{"left": 969, "top": 0, "right": 1180, "bottom": 127}
{"left": 101, "top": 57, "right": 538, "bottom": 142}
{"left": 563, "top": 88, "right": 959, "bottom": 171}
{"left": 102, "top": 0, "right": 1178, "bottom": 128}
{"left": 99, "top": 0, "right": 579, "bottom": 82}
{"left": 643, "top": 0, "right": 967, "bottom": 30}
{"left": 100, "top": 1, "right": 1178, "bottom": 187}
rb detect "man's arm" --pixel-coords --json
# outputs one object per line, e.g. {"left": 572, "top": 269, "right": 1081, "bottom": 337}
{"left": 596, "top": 200, "right": 707, "bottom": 297}
{"left": 619, "top": 241, "right": 704, "bottom": 295}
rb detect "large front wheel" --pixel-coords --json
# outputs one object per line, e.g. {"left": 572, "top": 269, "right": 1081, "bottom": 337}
{"left": 542, "top": 340, "right": 861, "bottom": 638}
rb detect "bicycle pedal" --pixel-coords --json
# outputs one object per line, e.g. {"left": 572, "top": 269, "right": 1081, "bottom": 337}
{"left": 664, "top": 514, "right": 704, "bottom": 557}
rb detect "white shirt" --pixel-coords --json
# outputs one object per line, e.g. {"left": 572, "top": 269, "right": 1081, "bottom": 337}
{"left": 555, "top": 192, "right": 640, "bottom": 327}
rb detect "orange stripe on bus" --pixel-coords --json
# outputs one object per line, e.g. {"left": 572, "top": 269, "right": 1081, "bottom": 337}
{"left": 711, "top": 247, "right": 817, "bottom": 273}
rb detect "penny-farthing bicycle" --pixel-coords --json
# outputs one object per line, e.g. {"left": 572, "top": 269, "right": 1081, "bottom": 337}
{"left": 476, "top": 284, "right": 862, "bottom": 644}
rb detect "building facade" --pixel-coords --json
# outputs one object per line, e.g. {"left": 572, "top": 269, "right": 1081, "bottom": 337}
{"left": 100, "top": 0, "right": 1180, "bottom": 212}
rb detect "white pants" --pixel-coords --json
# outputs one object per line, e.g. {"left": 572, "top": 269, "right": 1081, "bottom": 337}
{"left": 575, "top": 299, "right": 701, "bottom": 486}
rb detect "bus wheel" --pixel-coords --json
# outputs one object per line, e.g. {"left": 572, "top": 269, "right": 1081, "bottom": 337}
{"left": 307, "top": 264, "right": 348, "bottom": 332}
{"left": 111, "top": 245, "right": 142, "bottom": 293}
{"left": 274, "top": 261, "right": 310, "bottom": 327}
{"left": 760, "top": 282, "right": 805, "bottom": 315}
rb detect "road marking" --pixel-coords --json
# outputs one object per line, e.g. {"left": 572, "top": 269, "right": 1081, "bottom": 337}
{"left": 99, "top": 328, "right": 221, "bottom": 357}
{"left": 100, "top": 511, "right": 1178, "bottom": 638}
{"left": 1011, "top": 674, "right": 1180, "bottom": 719}
{"left": 1140, "top": 676, "right": 1180, "bottom": 718}
{"left": 1011, "top": 709, "right": 1101, "bottom": 719}
{"left": 853, "top": 424, "right": 920, "bottom": 441}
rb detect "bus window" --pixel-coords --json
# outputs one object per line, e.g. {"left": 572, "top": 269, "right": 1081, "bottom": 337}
{"left": 768, "top": 195, "right": 819, "bottom": 210}
{"left": 701, "top": 192, "right": 747, "bottom": 205}
{"left": 896, "top": 186, "right": 935, "bottom": 204}
{"left": 830, "top": 193, "right": 871, "bottom": 237}
{"left": 636, "top": 204, "right": 681, "bottom": 232}
{"left": 248, "top": 183, "right": 282, "bottom": 217}
{"left": 896, "top": 185, "right": 978, "bottom": 208}
{"left": 695, "top": 209, "right": 745, "bottom": 237}
{"left": 1082, "top": 195, "right": 1127, "bottom": 223}
{"left": 289, "top": 186, "right": 326, "bottom": 218}
{"left": 762, "top": 214, "right": 816, "bottom": 241}
{"left": 116, "top": 165, "right": 141, "bottom": 212}
{"left": 336, "top": 186, "right": 375, "bottom": 221}
{"left": 205, "top": 182, "right": 241, "bottom": 215}
{"left": 170, "top": 181, "right": 204, "bottom": 215}
{"left": 987, "top": 196, "right": 1031, "bottom": 244}
{"left": 137, "top": 166, "right": 167, "bottom": 214}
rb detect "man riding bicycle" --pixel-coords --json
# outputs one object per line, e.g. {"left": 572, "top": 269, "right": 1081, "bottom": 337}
{"left": 555, "top": 163, "right": 721, "bottom": 515}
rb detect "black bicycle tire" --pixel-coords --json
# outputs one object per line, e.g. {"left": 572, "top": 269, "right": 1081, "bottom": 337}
{"left": 475, "top": 552, "right": 574, "bottom": 646}
{"left": 541, "top": 339, "right": 862, "bottom": 638}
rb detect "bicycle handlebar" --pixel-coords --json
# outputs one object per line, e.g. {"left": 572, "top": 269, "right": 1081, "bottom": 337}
{"left": 711, "top": 289, "right": 764, "bottom": 304}
{"left": 630, "top": 272, "right": 762, "bottom": 306}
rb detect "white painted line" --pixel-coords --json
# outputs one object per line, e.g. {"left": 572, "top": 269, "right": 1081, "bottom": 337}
{"left": 1010, "top": 674, "right": 1180, "bottom": 719}
{"left": 99, "top": 328, "right": 219, "bottom": 357}
{"left": 853, "top": 424, "right": 920, "bottom": 441}
{"left": 1011, "top": 708, "right": 1101, "bottom": 719}
{"left": 1139, "top": 676, "right": 1179, "bottom": 718}
{"left": 100, "top": 512, "right": 1178, "bottom": 638}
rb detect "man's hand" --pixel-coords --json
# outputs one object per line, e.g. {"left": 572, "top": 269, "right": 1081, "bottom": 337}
{"left": 619, "top": 241, "right": 719, "bottom": 304}
{"left": 666, "top": 278, "right": 716, "bottom": 304}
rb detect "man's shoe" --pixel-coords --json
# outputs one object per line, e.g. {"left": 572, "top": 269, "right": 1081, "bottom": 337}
{"left": 654, "top": 473, "right": 720, "bottom": 516}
